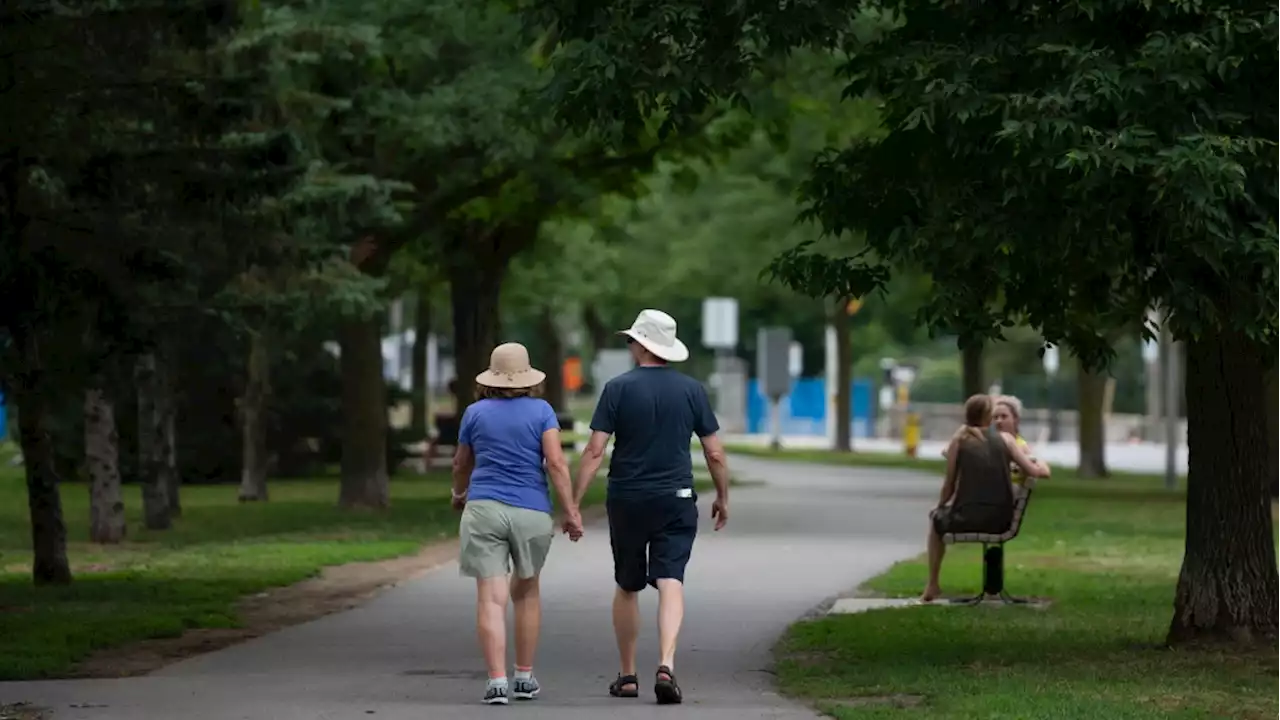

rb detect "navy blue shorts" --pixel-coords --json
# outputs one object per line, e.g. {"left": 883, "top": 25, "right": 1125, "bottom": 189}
{"left": 606, "top": 493, "right": 699, "bottom": 592}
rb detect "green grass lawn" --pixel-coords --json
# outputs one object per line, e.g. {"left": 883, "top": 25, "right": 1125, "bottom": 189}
{"left": 773, "top": 475, "right": 1278, "bottom": 720}
{"left": 0, "top": 466, "right": 658, "bottom": 681}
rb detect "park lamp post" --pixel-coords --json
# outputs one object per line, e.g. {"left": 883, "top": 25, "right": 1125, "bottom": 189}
{"left": 1042, "top": 344, "right": 1060, "bottom": 443}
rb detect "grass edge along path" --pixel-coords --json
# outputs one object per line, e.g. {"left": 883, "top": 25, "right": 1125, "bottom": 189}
{"left": 767, "top": 471, "right": 1276, "bottom": 720}
{"left": 0, "top": 469, "right": 719, "bottom": 681}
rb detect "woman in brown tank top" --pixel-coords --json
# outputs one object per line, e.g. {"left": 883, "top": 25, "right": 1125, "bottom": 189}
{"left": 921, "top": 395, "right": 1051, "bottom": 602}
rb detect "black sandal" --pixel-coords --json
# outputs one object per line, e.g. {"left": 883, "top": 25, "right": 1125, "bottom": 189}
{"left": 609, "top": 673, "right": 639, "bottom": 698}
{"left": 654, "top": 665, "right": 682, "bottom": 705}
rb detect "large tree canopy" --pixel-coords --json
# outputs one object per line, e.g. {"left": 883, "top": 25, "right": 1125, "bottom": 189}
{"left": 528, "top": 0, "right": 1278, "bottom": 645}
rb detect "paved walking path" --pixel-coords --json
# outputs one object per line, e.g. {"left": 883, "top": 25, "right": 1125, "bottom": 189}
{"left": 1, "top": 457, "right": 938, "bottom": 719}
{"left": 725, "top": 434, "right": 1188, "bottom": 475}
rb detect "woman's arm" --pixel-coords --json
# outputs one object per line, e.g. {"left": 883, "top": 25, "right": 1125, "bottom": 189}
{"left": 541, "top": 429, "right": 577, "bottom": 513}
{"left": 1003, "top": 432, "right": 1050, "bottom": 478}
{"left": 451, "top": 444, "right": 474, "bottom": 503}
{"left": 451, "top": 408, "right": 476, "bottom": 504}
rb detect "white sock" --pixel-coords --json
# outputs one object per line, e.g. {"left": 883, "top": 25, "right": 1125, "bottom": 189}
{"left": 514, "top": 668, "right": 533, "bottom": 680}
{"left": 488, "top": 677, "right": 508, "bottom": 688}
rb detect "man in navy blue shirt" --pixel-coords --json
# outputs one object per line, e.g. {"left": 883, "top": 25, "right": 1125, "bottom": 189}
{"left": 574, "top": 309, "right": 731, "bottom": 705}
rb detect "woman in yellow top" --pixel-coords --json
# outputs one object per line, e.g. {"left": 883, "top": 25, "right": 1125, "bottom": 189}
{"left": 992, "top": 395, "right": 1034, "bottom": 485}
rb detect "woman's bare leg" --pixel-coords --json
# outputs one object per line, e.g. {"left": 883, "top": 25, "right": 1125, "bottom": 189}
{"left": 921, "top": 527, "right": 946, "bottom": 601}
{"left": 476, "top": 576, "right": 511, "bottom": 679}
{"left": 510, "top": 575, "right": 541, "bottom": 670}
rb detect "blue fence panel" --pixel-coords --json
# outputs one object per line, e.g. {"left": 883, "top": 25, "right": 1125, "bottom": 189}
{"left": 746, "top": 377, "right": 873, "bottom": 437}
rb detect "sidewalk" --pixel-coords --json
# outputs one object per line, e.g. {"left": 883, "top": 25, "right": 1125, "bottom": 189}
{"left": 0, "top": 457, "right": 934, "bottom": 719}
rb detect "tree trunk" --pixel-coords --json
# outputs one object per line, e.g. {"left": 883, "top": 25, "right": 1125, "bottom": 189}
{"left": 1267, "top": 369, "right": 1278, "bottom": 500}
{"left": 156, "top": 352, "right": 180, "bottom": 517}
{"left": 14, "top": 332, "right": 72, "bottom": 585}
{"left": 961, "top": 341, "right": 984, "bottom": 398}
{"left": 833, "top": 298, "right": 852, "bottom": 452}
{"left": 538, "top": 305, "right": 566, "bottom": 412}
{"left": 450, "top": 259, "right": 507, "bottom": 415}
{"left": 238, "top": 330, "right": 271, "bottom": 502}
{"left": 85, "top": 384, "right": 126, "bottom": 543}
{"left": 1167, "top": 329, "right": 1278, "bottom": 645}
{"left": 339, "top": 314, "right": 390, "bottom": 509}
{"left": 134, "top": 353, "right": 171, "bottom": 530}
{"left": 1076, "top": 359, "right": 1109, "bottom": 478}
{"left": 410, "top": 291, "right": 431, "bottom": 438}
{"left": 582, "top": 306, "right": 610, "bottom": 354}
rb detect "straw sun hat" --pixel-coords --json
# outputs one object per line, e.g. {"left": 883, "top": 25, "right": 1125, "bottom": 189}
{"left": 474, "top": 342, "right": 546, "bottom": 389}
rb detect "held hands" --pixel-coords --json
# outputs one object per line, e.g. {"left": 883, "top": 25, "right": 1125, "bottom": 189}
{"left": 711, "top": 494, "right": 729, "bottom": 531}
{"left": 561, "top": 506, "right": 584, "bottom": 542}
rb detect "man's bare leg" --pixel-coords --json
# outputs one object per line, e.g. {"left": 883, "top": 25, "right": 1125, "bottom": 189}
{"left": 921, "top": 527, "right": 945, "bottom": 601}
{"left": 654, "top": 579, "right": 684, "bottom": 669}
{"left": 612, "top": 587, "right": 640, "bottom": 692}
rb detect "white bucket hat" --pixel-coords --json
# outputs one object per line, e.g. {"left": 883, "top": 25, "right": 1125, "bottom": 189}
{"left": 618, "top": 309, "right": 689, "bottom": 363}
{"left": 474, "top": 342, "right": 546, "bottom": 389}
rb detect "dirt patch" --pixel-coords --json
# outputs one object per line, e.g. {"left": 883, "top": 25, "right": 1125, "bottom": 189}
{"left": 67, "top": 539, "right": 461, "bottom": 679}
{"left": 0, "top": 703, "right": 48, "bottom": 720}
{"left": 826, "top": 694, "right": 926, "bottom": 709}
{"left": 782, "top": 650, "right": 837, "bottom": 668}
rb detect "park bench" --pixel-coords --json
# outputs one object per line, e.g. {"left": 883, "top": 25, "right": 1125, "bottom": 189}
{"left": 943, "top": 477, "right": 1037, "bottom": 605}
{"left": 423, "top": 413, "right": 460, "bottom": 468}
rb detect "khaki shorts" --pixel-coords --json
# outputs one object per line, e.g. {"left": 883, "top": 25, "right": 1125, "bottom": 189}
{"left": 459, "top": 500, "right": 554, "bottom": 579}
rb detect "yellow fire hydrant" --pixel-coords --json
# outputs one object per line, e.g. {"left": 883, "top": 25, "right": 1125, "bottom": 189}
{"left": 904, "top": 411, "right": 920, "bottom": 458}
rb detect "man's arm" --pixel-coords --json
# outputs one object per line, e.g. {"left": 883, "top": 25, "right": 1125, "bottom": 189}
{"left": 692, "top": 384, "right": 729, "bottom": 529}
{"left": 574, "top": 430, "right": 611, "bottom": 505}
{"left": 699, "top": 432, "right": 731, "bottom": 501}
{"left": 575, "top": 383, "right": 617, "bottom": 504}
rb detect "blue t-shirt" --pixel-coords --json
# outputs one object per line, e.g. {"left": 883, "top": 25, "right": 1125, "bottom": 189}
{"left": 590, "top": 367, "right": 720, "bottom": 500}
{"left": 459, "top": 397, "right": 559, "bottom": 514}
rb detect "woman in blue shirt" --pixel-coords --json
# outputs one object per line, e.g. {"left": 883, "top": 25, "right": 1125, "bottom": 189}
{"left": 450, "top": 342, "right": 582, "bottom": 705}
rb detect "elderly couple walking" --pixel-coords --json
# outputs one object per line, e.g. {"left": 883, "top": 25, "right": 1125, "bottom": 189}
{"left": 449, "top": 309, "right": 732, "bottom": 706}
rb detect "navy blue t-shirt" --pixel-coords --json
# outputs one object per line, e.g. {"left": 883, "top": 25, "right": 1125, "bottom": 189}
{"left": 590, "top": 366, "right": 720, "bottom": 500}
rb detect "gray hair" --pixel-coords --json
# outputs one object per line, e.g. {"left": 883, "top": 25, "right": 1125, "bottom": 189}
{"left": 995, "top": 395, "right": 1023, "bottom": 420}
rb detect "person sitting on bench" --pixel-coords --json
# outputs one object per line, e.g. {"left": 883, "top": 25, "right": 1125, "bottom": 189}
{"left": 941, "top": 394, "right": 1037, "bottom": 484}
{"left": 921, "top": 394, "right": 1050, "bottom": 602}
{"left": 423, "top": 379, "right": 459, "bottom": 467}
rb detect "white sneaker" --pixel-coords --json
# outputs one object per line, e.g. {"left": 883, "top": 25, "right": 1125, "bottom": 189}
{"left": 483, "top": 681, "right": 509, "bottom": 705}
{"left": 512, "top": 675, "right": 540, "bottom": 700}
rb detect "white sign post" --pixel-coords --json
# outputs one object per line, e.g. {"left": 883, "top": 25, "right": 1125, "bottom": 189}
{"left": 1041, "top": 345, "right": 1060, "bottom": 376}
{"left": 757, "top": 327, "right": 794, "bottom": 451}
{"left": 1042, "top": 344, "right": 1061, "bottom": 442}
{"left": 701, "top": 297, "right": 739, "bottom": 350}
